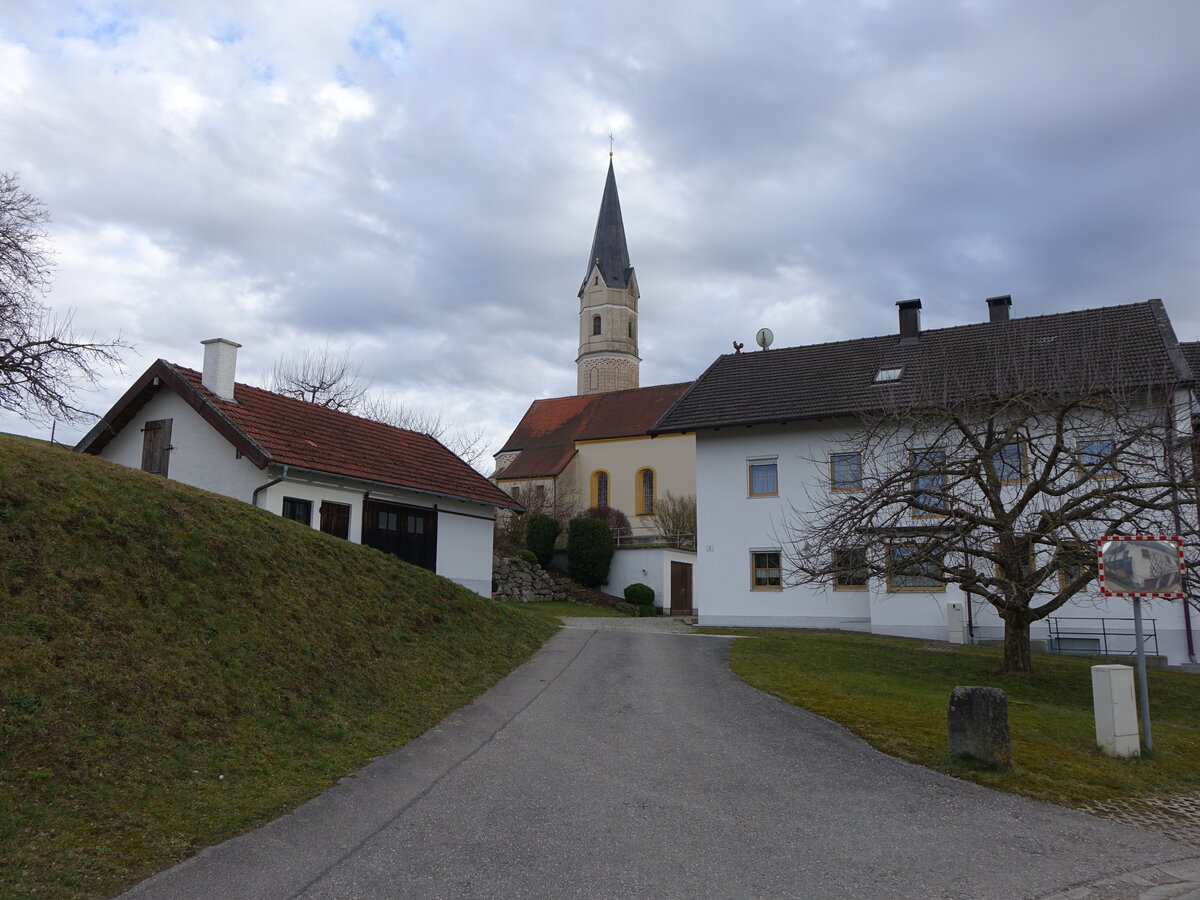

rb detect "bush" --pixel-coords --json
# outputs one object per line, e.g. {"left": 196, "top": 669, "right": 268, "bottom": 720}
{"left": 525, "top": 514, "right": 561, "bottom": 565}
{"left": 583, "top": 505, "right": 631, "bottom": 539}
{"left": 567, "top": 517, "right": 614, "bottom": 588}
{"left": 515, "top": 549, "right": 538, "bottom": 565}
{"left": 637, "top": 604, "right": 657, "bottom": 617}
{"left": 624, "top": 583, "right": 654, "bottom": 606}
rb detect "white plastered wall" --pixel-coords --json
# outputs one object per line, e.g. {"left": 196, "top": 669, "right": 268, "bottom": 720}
{"left": 603, "top": 546, "right": 697, "bottom": 608}
{"left": 572, "top": 432, "right": 695, "bottom": 533}
{"left": 692, "top": 422, "right": 1196, "bottom": 664}
{"left": 97, "top": 387, "right": 268, "bottom": 501}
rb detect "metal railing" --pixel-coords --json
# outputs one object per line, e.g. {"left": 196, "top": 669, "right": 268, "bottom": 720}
{"left": 1046, "top": 616, "right": 1158, "bottom": 657}
{"left": 613, "top": 531, "right": 696, "bottom": 551}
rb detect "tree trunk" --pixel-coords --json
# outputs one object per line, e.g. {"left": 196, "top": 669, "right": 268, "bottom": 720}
{"left": 999, "top": 613, "right": 1034, "bottom": 675}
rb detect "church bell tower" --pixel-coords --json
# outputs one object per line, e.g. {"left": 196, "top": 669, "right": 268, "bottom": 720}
{"left": 576, "top": 157, "right": 640, "bottom": 395}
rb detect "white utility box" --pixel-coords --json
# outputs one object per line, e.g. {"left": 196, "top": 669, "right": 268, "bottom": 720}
{"left": 1091, "top": 665, "right": 1140, "bottom": 757}
{"left": 946, "top": 602, "right": 965, "bottom": 644}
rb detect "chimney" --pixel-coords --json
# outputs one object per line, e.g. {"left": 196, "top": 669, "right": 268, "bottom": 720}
{"left": 986, "top": 294, "right": 1012, "bottom": 322}
{"left": 897, "top": 299, "right": 922, "bottom": 344}
{"left": 201, "top": 338, "right": 241, "bottom": 401}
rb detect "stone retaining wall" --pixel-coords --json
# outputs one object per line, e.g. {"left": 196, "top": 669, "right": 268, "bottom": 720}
{"left": 492, "top": 557, "right": 569, "bottom": 603}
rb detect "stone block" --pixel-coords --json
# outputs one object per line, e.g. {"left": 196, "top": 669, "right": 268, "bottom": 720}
{"left": 948, "top": 686, "right": 1011, "bottom": 767}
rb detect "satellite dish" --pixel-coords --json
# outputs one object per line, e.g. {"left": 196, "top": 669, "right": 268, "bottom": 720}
{"left": 756, "top": 327, "right": 774, "bottom": 350}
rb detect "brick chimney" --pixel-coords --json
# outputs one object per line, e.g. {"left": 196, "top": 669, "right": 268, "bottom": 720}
{"left": 986, "top": 295, "right": 1012, "bottom": 322}
{"left": 201, "top": 338, "right": 241, "bottom": 401}
{"left": 897, "top": 299, "right": 922, "bottom": 344}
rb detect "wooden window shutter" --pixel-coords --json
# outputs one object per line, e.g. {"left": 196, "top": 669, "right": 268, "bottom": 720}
{"left": 141, "top": 419, "right": 173, "bottom": 476}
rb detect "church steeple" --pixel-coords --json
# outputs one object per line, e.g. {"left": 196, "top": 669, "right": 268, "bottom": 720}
{"left": 576, "top": 158, "right": 640, "bottom": 396}
{"left": 579, "top": 159, "right": 632, "bottom": 296}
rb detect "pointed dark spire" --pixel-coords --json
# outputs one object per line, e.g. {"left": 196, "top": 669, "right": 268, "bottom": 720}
{"left": 580, "top": 159, "right": 632, "bottom": 296}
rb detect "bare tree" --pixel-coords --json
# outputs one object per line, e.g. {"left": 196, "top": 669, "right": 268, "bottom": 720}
{"left": 357, "top": 393, "right": 487, "bottom": 469}
{"left": 0, "top": 172, "right": 127, "bottom": 422}
{"left": 781, "top": 333, "right": 1198, "bottom": 675}
{"left": 271, "top": 346, "right": 488, "bottom": 469}
{"left": 651, "top": 491, "right": 697, "bottom": 549}
{"left": 271, "top": 344, "right": 370, "bottom": 412}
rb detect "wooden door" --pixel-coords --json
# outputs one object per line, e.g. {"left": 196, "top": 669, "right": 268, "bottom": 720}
{"left": 362, "top": 501, "right": 437, "bottom": 572}
{"left": 670, "top": 561, "right": 693, "bottom": 615}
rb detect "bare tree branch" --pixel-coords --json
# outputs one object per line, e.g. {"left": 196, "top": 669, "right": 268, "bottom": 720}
{"left": 0, "top": 172, "right": 128, "bottom": 422}
{"left": 271, "top": 346, "right": 489, "bottom": 470}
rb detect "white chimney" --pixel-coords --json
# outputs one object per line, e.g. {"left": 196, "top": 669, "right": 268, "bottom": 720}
{"left": 201, "top": 338, "right": 241, "bottom": 401}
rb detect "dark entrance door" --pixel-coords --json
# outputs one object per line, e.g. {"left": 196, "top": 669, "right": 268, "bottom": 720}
{"left": 362, "top": 500, "right": 437, "bottom": 572}
{"left": 670, "top": 561, "right": 694, "bottom": 615}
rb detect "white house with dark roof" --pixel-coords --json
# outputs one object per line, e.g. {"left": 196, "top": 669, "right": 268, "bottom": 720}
{"left": 653, "top": 298, "right": 1200, "bottom": 665}
{"left": 76, "top": 339, "right": 522, "bottom": 597}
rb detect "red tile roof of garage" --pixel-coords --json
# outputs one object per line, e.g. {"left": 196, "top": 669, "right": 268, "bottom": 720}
{"left": 77, "top": 361, "right": 521, "bottom": 510}
{"left": 495, "top": 383, "right": 692, "bottom": 480}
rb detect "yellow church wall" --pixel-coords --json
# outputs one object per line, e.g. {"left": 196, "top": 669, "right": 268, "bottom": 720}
{"left": 571, "top": 432, "right": 695, "bottom": 533}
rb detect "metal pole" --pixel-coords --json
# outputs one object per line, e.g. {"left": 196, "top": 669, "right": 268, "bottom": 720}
{"left": 1132, "top": 596, "right": 1153, "bottom": 752}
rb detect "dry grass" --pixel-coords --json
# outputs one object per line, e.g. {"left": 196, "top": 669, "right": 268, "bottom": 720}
{"left": 0, "top": 434, "right": 556, "bottom": 898}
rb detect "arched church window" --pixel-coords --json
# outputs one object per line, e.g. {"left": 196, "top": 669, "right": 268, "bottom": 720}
{"left": 636, "top": 468, "right": 655, "bottom": 515}
{"left": 591, "top": 471, "right": 609, "bottom": 508}
{"left": 593, "top": 315, "right": 602, "bottom": 336}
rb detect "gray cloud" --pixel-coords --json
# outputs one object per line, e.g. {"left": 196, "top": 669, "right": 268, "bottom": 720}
{"left": 2, "top": 0, "right": 1198, "bottom": 456}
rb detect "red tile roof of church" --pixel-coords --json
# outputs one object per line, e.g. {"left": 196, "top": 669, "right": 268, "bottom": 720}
{"left": 496, "top": 382, "right": 692, "bottom": 480}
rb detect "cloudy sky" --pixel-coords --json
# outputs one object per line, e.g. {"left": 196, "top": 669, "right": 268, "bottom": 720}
{"left": 3, "top": 1, "right": 1198, "bottom": 465}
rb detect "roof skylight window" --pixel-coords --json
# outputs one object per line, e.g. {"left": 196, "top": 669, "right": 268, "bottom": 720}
{"left": 874, "top": 367, "right": 903, "bottom": 383}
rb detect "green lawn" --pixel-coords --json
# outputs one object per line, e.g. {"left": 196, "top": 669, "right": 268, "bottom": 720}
{"left": 723, "top": 630, "right": 1200, "bottom": 807}
{"left": 0, "top": 434, "right": 557, "bottom": 899}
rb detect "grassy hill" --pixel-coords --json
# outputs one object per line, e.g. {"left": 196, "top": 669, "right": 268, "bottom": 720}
{"left": 0, "top": 434, "right": 557, "bottom": 899}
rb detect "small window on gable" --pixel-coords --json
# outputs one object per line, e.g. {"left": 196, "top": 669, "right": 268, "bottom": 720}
{"left": 593, "top": 315, "right": 602, "bottom": 336}
{"left": 874, "top": 368, "right": 903, "bottom": 383}
{"left": 510, "top": 485, "right": 521, "bottom": 502}
{"left": 282, "top": 497, "right": 312, "bottom": 526}
{"left": 748, "top": 459, "right": 778, "bottom": 497}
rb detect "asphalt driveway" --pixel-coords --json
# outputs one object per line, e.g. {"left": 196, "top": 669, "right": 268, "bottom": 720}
{"left": 122, "top": 624, "right": 1197, "bottom": 899}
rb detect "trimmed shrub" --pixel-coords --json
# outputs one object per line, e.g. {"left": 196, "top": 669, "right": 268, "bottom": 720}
{"left": 525, "top": 514, "right": 561, "bottom": 566}
{"left": 515, "top": 549, "right": 538, "bottom": 565}
{"left": 637, "top": 604, "right": 657, "bottom": 617}
{"left": 624, "top": 583, "right": 654, "bottom": 606}
{"left": 583, "top": 505, "right": 632, "bottom": 539}
{"left": 567, "top": 517, "right": 614, "bottom": 588}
